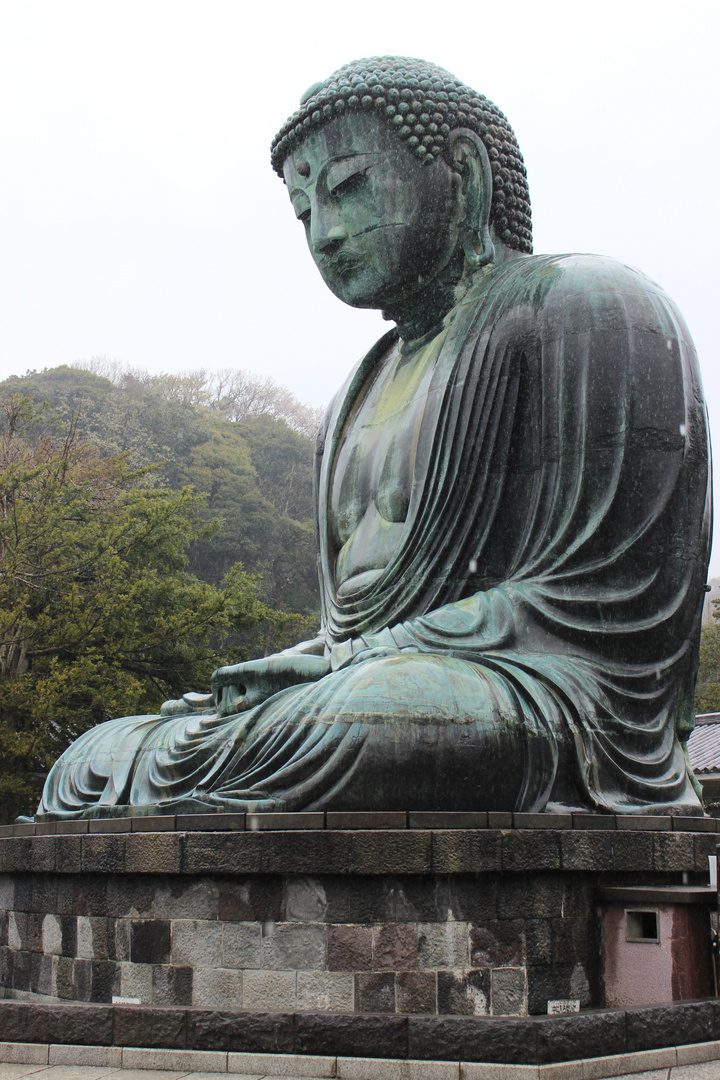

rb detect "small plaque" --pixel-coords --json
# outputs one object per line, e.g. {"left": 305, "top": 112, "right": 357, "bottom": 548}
{"left": 112, "top": 995, "right": 141, "bottom": 1005}
{"left": 547, "top": 999, "right": 580, "bottom": 1014}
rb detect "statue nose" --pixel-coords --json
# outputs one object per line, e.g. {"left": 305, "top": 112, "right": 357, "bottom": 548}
{"left": 314, "top": 224, "right": 349, "bottom": 253}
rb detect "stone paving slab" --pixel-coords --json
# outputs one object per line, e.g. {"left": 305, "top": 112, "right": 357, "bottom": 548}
{"left": 1, "top": 1045, "right": 720, "bottom": 1079}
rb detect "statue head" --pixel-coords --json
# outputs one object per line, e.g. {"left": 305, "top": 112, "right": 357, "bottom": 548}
{"left": 271, "top": 57, "right": 532, "bottom": 337}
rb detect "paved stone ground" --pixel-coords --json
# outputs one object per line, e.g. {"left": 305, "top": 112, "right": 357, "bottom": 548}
{"left": 2, "top": 1064, "right": 720, "bottom": 1079}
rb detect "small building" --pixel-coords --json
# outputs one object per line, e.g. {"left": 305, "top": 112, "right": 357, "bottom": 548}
{"left": 688, "top": 712, "right": 720, "bottom": 800}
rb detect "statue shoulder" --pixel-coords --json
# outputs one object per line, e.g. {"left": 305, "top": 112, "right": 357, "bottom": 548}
{"left": 523, "top": 252, "right": 691, "bottom": 341}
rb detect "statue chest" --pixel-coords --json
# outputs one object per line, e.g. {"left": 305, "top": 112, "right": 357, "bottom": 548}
{"left": 328, "top": 327, "right": 447, "bottom": 593}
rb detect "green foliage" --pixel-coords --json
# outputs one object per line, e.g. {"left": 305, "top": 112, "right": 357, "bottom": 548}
{"left": 0, "top": 364, "right": 321, "bottom": 616}
{"left": 695, "top": 621, "right": 720, "bottom": 715}
{"left": 0, "top": 394, "right": 310, "bottom": 822}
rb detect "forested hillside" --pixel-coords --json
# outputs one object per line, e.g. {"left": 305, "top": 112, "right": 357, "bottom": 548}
{"left": 0, "top": 363, "right": 322, "bottom": 820}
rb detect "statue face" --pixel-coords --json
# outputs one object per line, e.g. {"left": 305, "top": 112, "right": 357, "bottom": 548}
{"left": 283, "top": 113, "right": 462, "bottom": 313}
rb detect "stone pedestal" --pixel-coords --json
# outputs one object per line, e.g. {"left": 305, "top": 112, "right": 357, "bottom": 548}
{"left": 0, "top": 812, "right": 716, "bottom": 1023}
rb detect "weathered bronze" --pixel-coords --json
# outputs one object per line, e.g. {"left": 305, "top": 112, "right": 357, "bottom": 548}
{"left": 37, "top": 57, "right": 711, "bottom": 818}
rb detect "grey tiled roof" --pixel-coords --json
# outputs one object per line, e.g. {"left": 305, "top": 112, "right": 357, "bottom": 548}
{"left": 688, "top": 713, "right": 720, "bottom": 774}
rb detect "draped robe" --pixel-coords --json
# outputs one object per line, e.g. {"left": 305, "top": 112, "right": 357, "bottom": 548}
{"left": 37, "top": 253, "right": 711, "bottom": 818}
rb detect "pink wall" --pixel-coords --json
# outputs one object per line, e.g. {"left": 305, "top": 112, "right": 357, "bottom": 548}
{"left": 601, "top": 904, "right": 712, "bottom": 1008}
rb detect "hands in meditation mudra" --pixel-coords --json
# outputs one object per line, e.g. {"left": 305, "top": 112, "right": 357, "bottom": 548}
{"left": 38, "top": 57, "right": 711, "bottom": 819}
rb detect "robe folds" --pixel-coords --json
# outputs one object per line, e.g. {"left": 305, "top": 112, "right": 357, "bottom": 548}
{"left": 37, "top": 253, "right": 711, "bottom": 819}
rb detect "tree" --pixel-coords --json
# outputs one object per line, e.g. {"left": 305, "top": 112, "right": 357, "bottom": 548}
{"left": 696, "top": 620, "right": 720, "bottom": 714}
{"left": 0, "top": 395, "right": 299, "bottom": 822}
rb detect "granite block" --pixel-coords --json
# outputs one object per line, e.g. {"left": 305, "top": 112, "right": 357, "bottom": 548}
{"left": 496, "top": 876, "right": 564, "bottom": 920}
{"left": 491, "top": 967, "right": 527, "bottom": 1015}
{"left": 513, "top": 814, "right": 573, "bottom": 830}
{"left": 223, "top": 921, "right": 263, "bottom": 968}
{"left": 54, "top": 819, "right": 88, "bottom": 834}
{"left": 296, "top": 1012, "right": 408, "bottom": 1058}
{"left": 261, "top": 921, "right": 326, "bottom": 970}
{"left": 130, "top": 919, "right": 171, "bottom": 964}
{"left": 327, "top": 811, "right": 407, "bottom": 829}
{"left": 615, "top": 814, "right": 671, "bottom": 831}
{"left": 30, "top": 951, "right": 53, "bottom": 996}
{"left": 418, "top": 921, "right": 469, "bottom": 969}
{"left": 351, "top": 831, "right": 431, "bottom": 875}
{"left": 152, "top": 963, "right": 193, "bottom": 1006}
{"left": 242, "top": 968, "right": 296, "bottom": 1010}
{"left": 470, "top": 920, "right": 525, "bottom": 967}
{"left": 535, "top": 1010, "right": 628, "bottom": 1063}
{"left": 171, "top": 918, "right": 223, "bottom": 967}
{"left": 73, "top": 955, "right": 92, "bottom": 999}
{"left": 450, "top": 877, "right": 497, "bottom": 923}
{"left": 560, "top": 831, "right": 653, "bottom": 872}
{"left": 82, "top": 834, "right": 125, "bottom": 873}
{"left": 187, "top": 1007, "right": 295, "bottom": 1052}
{"left": 59, "top": 914, "right": 76, "bottom": 957}
{"left": 184, "top": 832, "right": 262, "bottom": 875}
{"left": 525, "top": 921, "right": 552, "bottom": 966}
{"left": 328, "top": 923, "right": 373, "bottom": 971}
{"left": 355, "top": 972, "right": 396, "bottom": 1013}
{"left": 90, "top": 958, "right": 120, "bottom": 1002}
{"left": 247, "top": 812, "right": 324, "bottom": 830}
{"left": 33, "top": 1003, "right": 114, "bottom": 1046}
{"left": 374, "top": 923, "right": 418, "bottom": 971}
{"left": 432, "top": 831, "right": 503, "bottom": 874}
{"left": 0, "top": 1002, "right": 32, "bottom": 1042}
{"left": 396, "top": 971, "right": 437, "bottom": 1014}
{"left": 88, "top": 818, "right": 131, "bottom": 833}
{"left": 297, "top": 970, "right": 354, "bottom": 1012}
{"left": 346, "top": 876, "right": 399, "bottom": 923}
{"left": 286, "top": 875, "right": 329, "bottom": 921}
{"left": 695, "top": 832, "right": 719, "bottom": 871}
{"left": 113, "top": 1004, "right": 187, "bottom": 1047}
{"left": 112, "top": 919, "right": 131, "bottom": 963}
{"left": 408, "top": 1015, "right": 536, "bottom": 1063}
{"left": 119, "top": 960, "right": 152, "bottom": 1002}
{"left": 409, "top": 812, "right": 487, "bottom": 830}
{"left": 74, "top": 876, "right": 110, "bottom": 918}
{"left": 125, "top": 832, "right": 181, "bottom": 873}
{"left": 487, "top": 813, "right": 513, "bottom": 829}
{"left": 176, "top": 812, "right": 245, "bottom": 831}
{"left": 652, "top": 830, "right": 695, "bottom": 870}
{"left": 12, "top": 823, "right": 35, "bottom": 837}
{"left": 672, "top": 815, "right": 716, "bottom": 832}
{"left": 625, "top": 1001, "right": 715, "bottom": 1051}
{"left": 502, "top": 831, "right": 561, "bottom": 872}
{"left": 437, "top": 969, "right": 489, "bottom": 1015}
{"left": 218, "top": 875, "right": 285, "bottom": 922}
{"left": 192, "top": 964, "right": 243, "bottom": 1007}
{"left": 54, "top": 834, "right": 82, "bottom": 873}
{"left": 76, "top": 914, "right": 110, "bottom": 959}
{"left": 527, "top": 963, "right": 592, "bottom": 1016}
{"left": 130, "top": 814, "right": 176, "bottom": 831}
{"left": 550, "top": 918, "right": 590, "bottom": 964}
{"left": 572, "top": 814, "right": 616, "bottom": 830}
{"left": 395, "top": 876, "right": 451, "bottom": 922}
{"left": 30, "top": 837, "right": 55, "bottom": 872}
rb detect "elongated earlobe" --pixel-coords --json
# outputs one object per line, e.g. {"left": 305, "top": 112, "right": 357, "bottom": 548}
{"left": 446, "top": 128, "right": 495, "bottom": 270}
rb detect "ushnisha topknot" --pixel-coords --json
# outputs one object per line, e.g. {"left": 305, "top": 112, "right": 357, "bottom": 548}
{"left": 271, "top": 56, "right": 532, "bottom": 255}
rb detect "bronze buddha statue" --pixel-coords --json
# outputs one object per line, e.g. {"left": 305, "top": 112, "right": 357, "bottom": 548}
{"left": 37, "top": 57, "right": 711, "bottom": 819}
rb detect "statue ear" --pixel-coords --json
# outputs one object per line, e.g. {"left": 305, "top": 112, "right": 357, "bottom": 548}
{"left": 445, "top": 128, "right": 495, "bottom": 269}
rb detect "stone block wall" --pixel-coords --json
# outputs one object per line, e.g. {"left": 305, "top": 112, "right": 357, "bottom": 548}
{"left": 0, "top": 870, "right": 599, "bottom": 1015}
{"left": 0, "top": 822, "right": 715, "bottom": 1018}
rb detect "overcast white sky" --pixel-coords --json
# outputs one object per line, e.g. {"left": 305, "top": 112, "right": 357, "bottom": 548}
{"left": 1, "top": 0, "right": 719, "bottom": 565}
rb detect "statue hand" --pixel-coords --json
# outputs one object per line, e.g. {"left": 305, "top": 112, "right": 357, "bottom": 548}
{"left": 330, "top": 628, "right": 410, "bottom": 671}
{"left": 211, "top": 653, "right": 331, "bottom": 717}
{"left": 160, "top": 691, "right": 215, "bottom": 717}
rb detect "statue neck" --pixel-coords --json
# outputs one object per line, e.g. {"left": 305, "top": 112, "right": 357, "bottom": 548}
{"left": 384, "top": 238, "right": 522, "bottom": 342}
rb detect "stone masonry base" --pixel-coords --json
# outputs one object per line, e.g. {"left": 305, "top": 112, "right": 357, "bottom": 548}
{"left": 0, "top": 820, "right": 716, "bottom": 1018}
